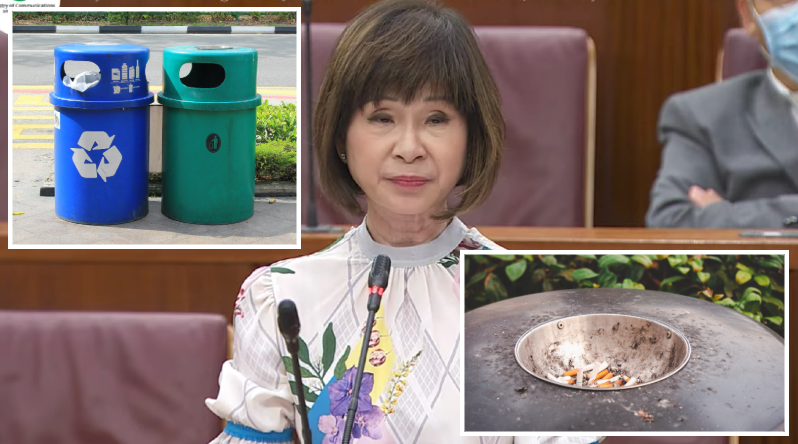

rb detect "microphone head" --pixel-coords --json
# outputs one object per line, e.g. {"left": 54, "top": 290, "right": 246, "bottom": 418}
{"left": 277, "top": 299, "right": 300, "bottom": 339}
{"left": 368, "top": 255, "right": 391, "bottom": 289}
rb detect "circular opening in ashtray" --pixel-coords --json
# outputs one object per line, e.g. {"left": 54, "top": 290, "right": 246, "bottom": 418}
{"left": 514, "top": 313, "right": 690, "bottom": 390}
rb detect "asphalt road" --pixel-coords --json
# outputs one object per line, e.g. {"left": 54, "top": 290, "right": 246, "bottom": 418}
{"left": 12, "top": 33, "right": 297, "bottom": 87}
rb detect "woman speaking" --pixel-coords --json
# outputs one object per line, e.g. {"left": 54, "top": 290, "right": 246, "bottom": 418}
{"left": 206, "top": 1, "right": 598, "bottom": 443}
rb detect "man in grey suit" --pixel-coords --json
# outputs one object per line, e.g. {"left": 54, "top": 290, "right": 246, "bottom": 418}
{"left": 646, "top": 0, "right": 798, "bottom": 228}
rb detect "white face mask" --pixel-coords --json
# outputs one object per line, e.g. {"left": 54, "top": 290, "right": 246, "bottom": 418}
{"left": 750, "top": 0, "right": 798, "bottom": 85}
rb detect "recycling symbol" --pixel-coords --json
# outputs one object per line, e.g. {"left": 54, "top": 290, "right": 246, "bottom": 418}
{"left": 71, "top": 131, "right": 122, "bottom": 182}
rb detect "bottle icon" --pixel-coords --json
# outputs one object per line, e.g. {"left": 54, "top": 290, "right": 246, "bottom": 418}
{"left": 121, "top": 63, "right": 128, "bottom": 81}
{"left": 136, "top": 60, "right": 140, "bottom": 80}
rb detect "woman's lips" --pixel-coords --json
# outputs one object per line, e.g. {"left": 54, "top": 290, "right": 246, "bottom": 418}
{"left": 388, "top": 176, "right": 430, "bottom": 188}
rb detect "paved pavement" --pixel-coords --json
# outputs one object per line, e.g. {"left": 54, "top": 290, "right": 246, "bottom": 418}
{"left": 10, "top": 33, "right": 298, "bottom": 246}
{"left": 10, "top": 194, "right": 298, "bottom": 245}
{"left": 13, "top": 34, "right": 297, "bottom": 88}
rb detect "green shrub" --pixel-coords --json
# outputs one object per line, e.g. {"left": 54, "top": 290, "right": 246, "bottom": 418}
{"left": 256, "top": 100, "right": 297, "bottom": 143}
{"left": 273, "top": 11, "right": 296, "bottom": 21}
{"left": 464, "top": 254, "right": 785, "bottom": 336}
{"left": 256, "top": 140, "right": 296, "bottom": 182}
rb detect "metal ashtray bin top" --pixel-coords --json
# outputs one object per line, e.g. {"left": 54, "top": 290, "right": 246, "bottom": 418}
{"left": 463, "top": 289, "right": 784, "bottom": 432}
{"left": 515, "top": 314, "right": 690, "bottom": 390}
{"left": 50, "top": 43, "right": 154, "bottom": 225}
{"left": 158, "top": 45, "right": 261, "bottom": 225}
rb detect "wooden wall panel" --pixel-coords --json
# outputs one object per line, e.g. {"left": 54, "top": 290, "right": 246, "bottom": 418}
{"left": 0, "top": 262, "right": 258, "bottom": 323}
{"left": 58, "top": 0, "right": 741, "bottom": 227}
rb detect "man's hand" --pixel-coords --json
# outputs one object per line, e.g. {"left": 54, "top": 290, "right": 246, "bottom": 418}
{"left": 689, "top": 186, "right": 724, "bottom": 208}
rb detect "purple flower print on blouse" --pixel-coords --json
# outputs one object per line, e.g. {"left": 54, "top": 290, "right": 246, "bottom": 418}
{"left": 328, "top": 367, "right": 374, "bottom": 416}
{"left": 352, "top": 405, "right": 385, "bottom": 440}
{"left": 319, "top": 415, "right": 345, "bottom": 444}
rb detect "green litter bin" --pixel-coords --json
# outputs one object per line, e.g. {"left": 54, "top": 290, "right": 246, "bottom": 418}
{"left": 158, "top": 45, "right": 261, "bottom": 224}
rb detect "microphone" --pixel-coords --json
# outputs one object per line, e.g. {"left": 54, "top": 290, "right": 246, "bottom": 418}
{"left": 342, "top": 255, "right": 392, "bottom": 444}
{"left": 300, "top": 0, "right": 343, "bottom": 234}
{"left": 277, "top": 299, "right": 313, "bottom": 444}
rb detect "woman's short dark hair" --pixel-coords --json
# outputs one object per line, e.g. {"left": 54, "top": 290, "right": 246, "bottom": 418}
{"left": 313, "top": 0, "right": 505, "bottom": 220}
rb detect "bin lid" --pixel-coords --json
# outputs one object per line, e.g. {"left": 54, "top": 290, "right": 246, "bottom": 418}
{"left": 50, "top": 43, "right": 154, "bottom": 109}
{"left": 159, "top": 45, "right": 261, "bottom": 110}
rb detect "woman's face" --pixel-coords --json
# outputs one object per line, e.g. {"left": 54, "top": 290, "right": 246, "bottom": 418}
{"left": 345, "top": 90, "right": 467, "bottom": 218}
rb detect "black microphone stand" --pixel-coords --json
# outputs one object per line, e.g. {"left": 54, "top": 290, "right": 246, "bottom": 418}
{"left": 278, "top": 300, "right": 313, "bottom": 444}
{"left": 341, "top": 292, "right": 382, "bottom": 444}
{"left": 342, "top": 255, "right": 391, "bottom": 444}
{"left": 301, "top": 0, "right": 344, "bottom": 234}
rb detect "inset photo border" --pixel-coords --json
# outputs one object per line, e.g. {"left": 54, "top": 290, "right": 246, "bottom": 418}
{"left": 459, "top": 250, "right": 788, "bottom": 437}
{"left": 7, "top": 6, "right": 300, "bottom": 248}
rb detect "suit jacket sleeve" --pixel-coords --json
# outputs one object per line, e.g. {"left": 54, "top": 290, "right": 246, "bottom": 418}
{"left": 646, "top": 95, "right": 798, "bottom": 228}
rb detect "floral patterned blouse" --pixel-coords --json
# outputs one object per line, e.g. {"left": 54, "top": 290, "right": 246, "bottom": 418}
{"left": 204, "top": 217, "right": 601, "bottom": 444}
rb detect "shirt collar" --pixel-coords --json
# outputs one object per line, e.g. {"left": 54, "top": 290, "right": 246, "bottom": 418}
{"left": 768, "top": 68, "right": 798, "bottom": 108}
{"left": 354, "top": 216, "right": 467, "bottom": 268}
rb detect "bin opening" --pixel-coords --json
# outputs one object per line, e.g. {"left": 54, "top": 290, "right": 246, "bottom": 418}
{"left": 514, "top": 313, "right": 690, "bottom": 390}
{"left": 61, "top": 60, "right": 101, "bottom": 81}
{"left": 61, "top": 61, "right": 102, "bottom": 92}
{"left": 179, "top": 63, "right": 225, "bottom": 89}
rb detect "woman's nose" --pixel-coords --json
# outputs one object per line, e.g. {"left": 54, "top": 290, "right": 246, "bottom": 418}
{"left": 392, "top": 123, "right": 426, "bottom": 162}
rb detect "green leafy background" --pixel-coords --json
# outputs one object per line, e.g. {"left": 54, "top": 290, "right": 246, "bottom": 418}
{"left": 256, "top": 140, "right": 297, "bottom": 182}
{"left": 464, "top": 254, "right": 784, "bottom": 337}
{"left": 254, "top": 100, "right": 298, "bottom": 183}
{"left": 257, "top": 100, "right": 297, "bottom": 144}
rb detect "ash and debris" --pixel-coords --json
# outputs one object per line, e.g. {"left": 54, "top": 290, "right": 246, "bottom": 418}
{"left": 636, "top": 409, "right": 654, "bottom": 422}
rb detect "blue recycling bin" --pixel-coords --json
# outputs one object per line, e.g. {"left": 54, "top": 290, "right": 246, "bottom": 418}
{"left": 50, "top": 43, "right": 154, "bottom": 225}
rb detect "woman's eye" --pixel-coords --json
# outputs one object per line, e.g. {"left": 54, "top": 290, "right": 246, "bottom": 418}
{"left": 428, "top": 114, "right": 449, "bottom": 125}
{"left": 369, "top": 114, "right": 392, "bottom": 124}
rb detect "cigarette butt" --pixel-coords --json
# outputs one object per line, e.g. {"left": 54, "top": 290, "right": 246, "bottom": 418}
{"left": 596, "top": 369, "right": 609, "bottom": 380}
{"left": 547, "top": 372, "right": 557, "bottom": 381}
{"left": 269, "top": 199, "right": 276, "bottom": 204}
{"left": 598, "top": 382, "right": 613, "bottom": 388}
{"left": 614, "top": 380, "right": 623, "bottom": 386}
{"left": 563, "top": 369, "right": 578, "bottom": 377}
{"left": 626, "top": 377, "right": 638, "bottom": 386}
{"left": 588, "top": 362, "right": 600, "bottom": 381}
{"left": 600, "top": 372, "right": 613, "bottom": 380}
{"left": 624, "top": 377, "right": 630, "bottom": 382}
{"left": 568, "top": 379, "right": 575, "bottom": 385}
{"left": 576, "top": 368, "right": 583, "bottom": 386}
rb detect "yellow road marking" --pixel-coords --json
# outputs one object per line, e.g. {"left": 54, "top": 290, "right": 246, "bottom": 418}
{"left": 13, "top": 115, "right": 53, "bottom": 120}
{"left": 13, "top": 124, "right": 54, "bottom": 139}
{"left": 13, "top": 143, "right": 54, "bottom": 149}
{"left": 14, "top": 106, "right": 54, "bottom": 111}
{"left": 14, "top": 95, "right": 49, "bottom": 106}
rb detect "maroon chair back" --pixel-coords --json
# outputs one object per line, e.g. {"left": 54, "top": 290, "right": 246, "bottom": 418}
{"left": 0, "top": 311, "right": 228, "bottom": 444}
{"left": 302, "top": 24, "right": 593, "bottom": 227}
{"left": 721, "top": 28, "right": 768, "bottom": 80}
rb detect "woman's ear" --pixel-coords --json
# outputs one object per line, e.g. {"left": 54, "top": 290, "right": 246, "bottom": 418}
{"left": 737, "top": 0, "right": 759, "bottom": 36}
